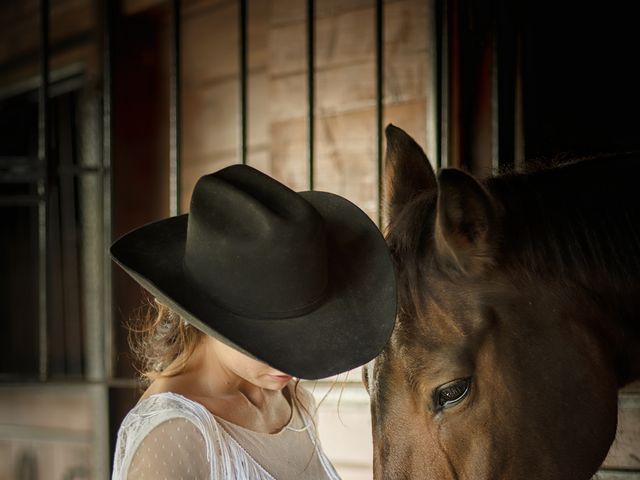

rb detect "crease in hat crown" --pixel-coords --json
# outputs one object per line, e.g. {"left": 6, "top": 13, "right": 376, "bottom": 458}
{"left": 182, "top": 165, "right": 330, "bottom": 319}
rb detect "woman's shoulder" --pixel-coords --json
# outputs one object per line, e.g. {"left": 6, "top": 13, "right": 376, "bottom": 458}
{"left": 115, "top": 392, "right": 208, "bottom": 452}
{"left": 120, "top": 391, "right": 214, "bottom": 435}
{"left": 113, "top": 391, "right": 279, "bottom": 480}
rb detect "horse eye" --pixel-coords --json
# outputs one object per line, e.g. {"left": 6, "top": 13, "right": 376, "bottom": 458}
{"left": 434, "top": 378, "right": 471, "bottom": 410}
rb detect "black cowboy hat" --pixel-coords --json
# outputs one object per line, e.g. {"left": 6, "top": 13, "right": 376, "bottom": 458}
{"left": 110, "top": 164, "right": 396, "bottom": 379}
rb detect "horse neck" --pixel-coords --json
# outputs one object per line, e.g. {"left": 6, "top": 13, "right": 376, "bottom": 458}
{"left": 486, "top": 157, "right": 640, "bottom": 386}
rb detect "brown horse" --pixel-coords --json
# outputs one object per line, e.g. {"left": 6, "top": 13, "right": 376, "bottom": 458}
{"left": 365, "top": 125, "right": 640, "bottom": 480}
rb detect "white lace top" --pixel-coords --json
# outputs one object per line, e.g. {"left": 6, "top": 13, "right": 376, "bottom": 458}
{"left": 111, "top": 390, "right": 341, "bottom": 479}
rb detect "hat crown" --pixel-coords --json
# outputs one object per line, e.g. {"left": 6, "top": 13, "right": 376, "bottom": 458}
{"left": 183, "top": 165, "right": 329, "bottom": 318}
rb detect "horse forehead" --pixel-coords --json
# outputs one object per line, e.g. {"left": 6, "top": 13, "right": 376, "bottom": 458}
{"left": 393, "top": 296, "right": 479, "bottom": 347}
{"left": 384, "top": 327, "right": 468, "bottom": 379}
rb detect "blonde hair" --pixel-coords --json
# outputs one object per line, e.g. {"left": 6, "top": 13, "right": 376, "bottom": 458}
{"left": 127, "top": 296, "right": 205, "bottom": 385}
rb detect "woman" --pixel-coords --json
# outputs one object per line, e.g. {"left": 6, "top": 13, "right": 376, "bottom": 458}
{"left": 110, "top": 165, "right": 396, "bottom": 479}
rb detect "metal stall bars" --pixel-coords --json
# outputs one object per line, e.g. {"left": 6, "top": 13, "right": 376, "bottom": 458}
{"left": 376, "top": 0, "right": 384, "bottom": 226}
{"left": 38, "top": 0, "right": 50, "bottom": 382}
{"left": 102, "top": 0, "right": 114, "bottom": 384}
{"left": 239, "top": 0, "right": 248, "bottom": 166}
{"left": 99, "top": 0, "right": 115, "bottom": 476}
{"left": 307, "top": 0, "right": 315, "bottom": 190}
{"left": 432, "top": 0, "right": 446, "bottom": 170}
{"left": 234, "top": 0, "right": 444, "bottom": 225}
{"left": 170, "top": 0, "right": 182, "bottom": 215}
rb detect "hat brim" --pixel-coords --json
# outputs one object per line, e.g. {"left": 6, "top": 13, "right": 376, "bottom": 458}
{"left": 110, "top": 191, "right": 396, "bottom": 380}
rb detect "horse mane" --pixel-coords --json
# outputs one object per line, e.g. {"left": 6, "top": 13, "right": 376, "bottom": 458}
{"left": 486, "top": 153, "right": 640, "bottom": 284}
{"left": 386, "top": 152, "right": 640, "bottom": 321}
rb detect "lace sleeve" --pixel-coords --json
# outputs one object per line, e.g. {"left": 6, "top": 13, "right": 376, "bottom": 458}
{"left": 126, "top": 417, "right": 209, "bottom": 479}
{"left": 112, "top": 393, "right": 279, "bottom": 480}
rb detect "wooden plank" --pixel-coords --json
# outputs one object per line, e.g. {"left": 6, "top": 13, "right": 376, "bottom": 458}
{"left": 316, "top": 0, "right": 378, "bottom": 19}
{"left": 602, "top": 391, "right": 640, "bottom": 470}
{"left": 315, "top": 7, "right": 375, "bottom": 70}
{"left": 384, "top": 100, "right": 427, "bottom": 153}
{"left": 317, "top": 62, "right": 376, "bottom": 115}
{"left": 594, "top": 472, "right": 640, "bottom": 480}
{"left": 269, "top": 23, "right": 307, "bottom": 76}
{"left": 50, "top": 0, "right": 94, "bottom": 45}
{"left": 314, "top": 108, "right": 377, "bottom": 221}
{"left": 384, "top": 51, "right": 428, "bottom": 104}
{"left": 125, "top": 0, "right": 233, "bottom": 16}
{"left": 384, "top": 0, "right": 429, "bottom": 52}
{"left": 266, "top": 118, "right": 309, "bottom": 191}
{"left": 0, "top": 387, "right": 92, "bottom": 431}
{"left": 270, "top": 1, "right": 429, "bottom": 71}
{"left": 270, "top": 0, "right": 405, "bottom": 26}
{"left": 248, "top": 71, "right": 269, "bottom": 147}
{"left": 316, "top": 59, "right": 427, "bottom": 116}
{"left": 246, "top": 149, "right": 270, "bottom": 176}
{"left": 248, "top": 0, "right": 269, "bottom": 70}
{"left": 268, "top": 72, "right": 307, "bottom": 122}
{"left": 122, "top": 0, "right": 165, "bottom": 15}
{"left": 181, "top": 78, "right": 239, "bottom": 160}
{"left": 0, "top": 441, "right": 10, "bottom": 479}
{"left": 269, "top": 0, "right": 306, "bottom": 27}
{"left": 0, "top": 439, "right": 92, "bottom": 480}
{"left": 0, "top": 0, "right": 93, "bottom": 67}
{"left": 623, "top": 381, "right": 640, "bottom": 394}
{"left": 182, "top": 1, "right": 238, "bottom": 86}
{"left": 257, "top": 101, "right": 427, "bottom": 223}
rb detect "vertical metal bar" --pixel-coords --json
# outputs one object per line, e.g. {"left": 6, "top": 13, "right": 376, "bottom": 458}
{"left": 91, "top": 383, "right": 110, "bottom": 480}
{"left": 95, "top": 2, "right": 114, "bottom": 477}
{"left": 307, "top": 0, "right": 315, "bottom": 190}
{"left": 239, "top": 0, "right": 248, "bottom": 165}
{"left": 491, "top": 21, "right": 500, "bottom": 174}
{"left": 102, "top": 0, "right": 113, "bottom": 383}
{"left": 495, "top": 1, "right": 518, "bottom": 173}
{"left": 170, "top": 0, "right": 182, "bottom": 215}
{"left": 38, "top": 0, "right": 50, "bottom": 382}
{"left": 425, "top": 0, "right": 439, "bottom": 170}
{"left": 514, "top": 30, "right": 525, "bottom": 170}
{"left": 375, "top": 0, "right": 384, "bottom": 226}
{"left": 79, "top": 94, "right": 103, "bottom": 382}
{"left": 439, "top": 0, "right": 450, "bottom": 168}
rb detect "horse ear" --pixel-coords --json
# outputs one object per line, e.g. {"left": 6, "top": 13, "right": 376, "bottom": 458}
{"left": 434, "top": 168, "right": 496, "bottom": 276}
{"left": 384, "top": 124, "right": 437, "bottom": 224}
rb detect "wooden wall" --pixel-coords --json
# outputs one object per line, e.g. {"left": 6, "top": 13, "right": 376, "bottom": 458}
{"left": 179, "top": 0, "right": 432, "bottom": 223}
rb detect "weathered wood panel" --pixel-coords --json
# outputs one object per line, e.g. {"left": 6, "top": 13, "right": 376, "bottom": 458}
{"left": 266, "top": 117, "right": 309, "bottom": 191}
{"left": 269, "top": 23, "right": 306, "bottom": 76}
{"left": 182, "top": 1, "right": 239, "bottom": 86}
{"left": 0, "top": 0, "right": 94, "bottom": 66}
{"left": 0, "top": 388, "right": 94, "bottom": 480}
{"left": 602, "top": 384, "right": 640, "bottom": 471}
{"left": 594, "top": 472, "right": 640, "bottom": 480}
{"left": 178, "top": 0, "right": 432, "bottom": 224}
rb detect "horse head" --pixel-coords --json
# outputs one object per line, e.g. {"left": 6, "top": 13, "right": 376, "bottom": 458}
{"left": 368, "top": 125, "right": 622, "bottom": 480}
